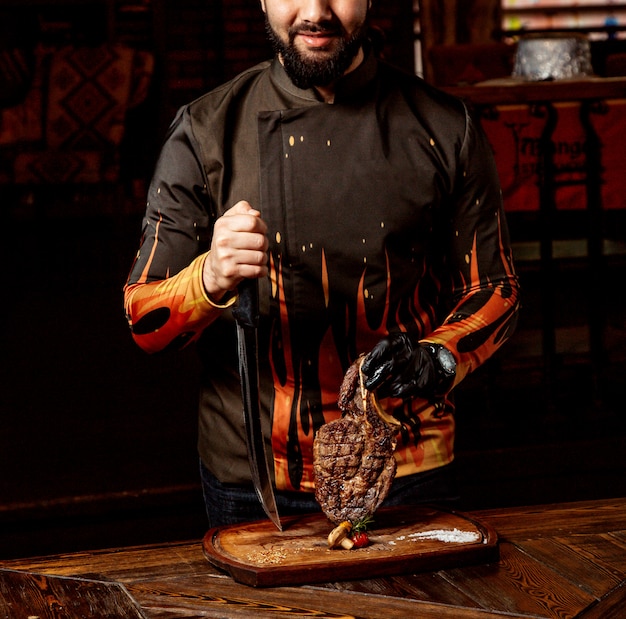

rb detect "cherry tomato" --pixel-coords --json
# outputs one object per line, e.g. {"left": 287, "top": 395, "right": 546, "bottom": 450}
{"left": 352, "top": 531, "right": 369, "bottom": 548}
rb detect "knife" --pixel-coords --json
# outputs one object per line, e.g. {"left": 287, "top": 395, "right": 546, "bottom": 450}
{"left": 232, "top": 278, "right": 282, "bottom": 531}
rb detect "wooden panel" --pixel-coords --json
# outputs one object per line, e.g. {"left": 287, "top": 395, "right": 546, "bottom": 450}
{"left": 0, "top": 569, "right": 147, "bottom": 619}
{"left": 125, "top": 574, "right": 529, "bottom": 619}
{"left": 577, "top": 582, "right": 626, "bottom": 619}
{"left": 516, "top": 536, "right": 623, "bottom": 596}
{"left": 1, "top": 542, "right": 213, "bottom": 582}
{"left": 561, "top": 532, "right": 626, "bottom": 575}
{"left": 435, "top": 542, "right": 596, "bottom": 618}
{"left": 323, "top": 572, "right": 485, "bottom": 608}
{"left": 472, "top": 498, "right": 626, "bottom": 539}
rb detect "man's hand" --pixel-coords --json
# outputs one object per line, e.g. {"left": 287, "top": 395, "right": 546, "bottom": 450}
{"left": 203, "top": 201, "right": 269, "bottom": 300}
{"left": 360, "top": 333, "right": 439, "bottom": 400}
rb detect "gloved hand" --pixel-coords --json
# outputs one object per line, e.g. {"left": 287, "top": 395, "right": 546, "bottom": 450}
{"left": 361, "top": 333, "right": 439, "bottom": 400}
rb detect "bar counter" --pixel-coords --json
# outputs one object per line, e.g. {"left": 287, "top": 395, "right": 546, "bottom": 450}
{"left": 1, "top": 497, "right": 625, "bottom": 618}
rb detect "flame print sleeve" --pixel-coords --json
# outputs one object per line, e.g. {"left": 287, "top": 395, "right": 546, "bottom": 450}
{"left": 124, "top": 253, "right": 235, "bottom": 354}
{"left": 421, "top": 107, "right": 521, "bottom": 385}
{"left": 122, "top": 107, "right": 233, "bottom": 354}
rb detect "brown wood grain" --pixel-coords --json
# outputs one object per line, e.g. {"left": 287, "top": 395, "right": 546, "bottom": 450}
{"left": 0, "top": 569, "right": 147, "bottom": 619}
{"left": 323, "top": 572, "right": 485, "bottom": 609}
{"left": 516, "top": 536, "right": 623, "bottom": 597}
{"left": 126, "top": 574, "right": 530, "bottom": 619}
{"left": 472, "top": 498, "right": 626, "bottom": 539}
{"left": 576, "top": 581, "right": 626, "bottom": 619}
{"left": 564, "top": 532, "right": 626, "bottom": 576}
{"left": 442, "top": 542, "right": 596, "bottom": 618}
{"left": 0, "top": 498, "right": 624, "bottom": 618}
{"left": 1, "top": 542, "right": 212, "bottom": 583}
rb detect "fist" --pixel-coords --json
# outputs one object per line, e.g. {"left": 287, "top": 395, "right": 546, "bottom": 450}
{"left": 203, "top": 201, "right": 269, "bottom": 299}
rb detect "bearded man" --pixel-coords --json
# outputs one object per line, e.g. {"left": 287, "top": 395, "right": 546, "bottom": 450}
{"left": 124, "top": 0, "right": 520, "bottom": 527}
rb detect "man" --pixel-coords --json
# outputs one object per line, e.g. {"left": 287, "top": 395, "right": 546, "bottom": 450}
{"left": 124, "top": 0, "right": 520, "bottom": 527}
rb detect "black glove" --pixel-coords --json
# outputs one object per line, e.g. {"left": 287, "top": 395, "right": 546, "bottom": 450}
{"left": 361, "top": 333, "right": 455, "bottom": 400}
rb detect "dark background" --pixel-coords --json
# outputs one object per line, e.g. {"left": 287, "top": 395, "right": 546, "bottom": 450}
{"left": 2, "top": 0, "right": 626, "bottom": 559}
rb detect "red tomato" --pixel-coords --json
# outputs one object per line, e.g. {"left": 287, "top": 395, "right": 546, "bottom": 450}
{"left": 352, "top": 531, "right": 369, "bottom": 548}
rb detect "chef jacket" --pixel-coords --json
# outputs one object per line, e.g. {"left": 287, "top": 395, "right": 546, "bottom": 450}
{"left": 124, "top": 50, "right": 520, "bottom": 492}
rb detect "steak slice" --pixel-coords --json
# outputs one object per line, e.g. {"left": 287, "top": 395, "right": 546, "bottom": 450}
{"left": 313, "top": 357, "right": 398, "bottom": 525}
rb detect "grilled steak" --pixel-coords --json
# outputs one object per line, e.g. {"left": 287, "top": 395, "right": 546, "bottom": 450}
{"left": 313, "top": 357, "right": 399, "bottom": 524}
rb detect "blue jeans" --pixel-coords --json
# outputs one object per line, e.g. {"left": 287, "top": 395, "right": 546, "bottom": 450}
{"left": 199, "top": 459, "right": 459, "bottom": 528}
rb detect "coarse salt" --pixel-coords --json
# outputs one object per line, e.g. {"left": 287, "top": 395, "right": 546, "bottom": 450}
{"left": 402, "top": 528, "right": 481, "bottom": 543}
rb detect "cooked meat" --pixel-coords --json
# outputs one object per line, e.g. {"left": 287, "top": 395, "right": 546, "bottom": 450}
{"left": 313, "top": 356, "right": 399, "bottom": 525}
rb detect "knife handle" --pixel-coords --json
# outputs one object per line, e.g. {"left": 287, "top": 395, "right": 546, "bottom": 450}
{"left": 233, "top": 278, "right": 259, "bottom": 329}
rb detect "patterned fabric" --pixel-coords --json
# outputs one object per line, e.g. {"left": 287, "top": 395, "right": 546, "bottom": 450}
{"left": 13, "top": 151, "right": 109, "bottom": 184}
{"left": 0, "top": 46, "right": 46, "bottom": 148}
{"left": 0, "top": 48, "right": 33, "bottom": 106}
{"left": 47, "top": 44, "right": 134, "bottom": 150}
{"left": 0, "top": 43, "right": 153, "bottom": 184}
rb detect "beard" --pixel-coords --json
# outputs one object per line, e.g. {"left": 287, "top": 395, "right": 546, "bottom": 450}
{"left": 265, "top": 17, "right": 369, "bottom": 90}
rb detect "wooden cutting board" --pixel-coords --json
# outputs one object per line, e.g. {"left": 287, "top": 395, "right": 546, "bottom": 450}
{"left": 203, "top": 505, "right": 499, "bottom": 587}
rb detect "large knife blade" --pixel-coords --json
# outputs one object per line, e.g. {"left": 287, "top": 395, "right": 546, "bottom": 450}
{"left": 233, "top": 278, "right": 282, "bottom": 531}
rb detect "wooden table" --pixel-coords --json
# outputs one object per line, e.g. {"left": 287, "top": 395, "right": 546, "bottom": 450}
{"left": 1, "top": 497, "right": 625, "bottom": 618}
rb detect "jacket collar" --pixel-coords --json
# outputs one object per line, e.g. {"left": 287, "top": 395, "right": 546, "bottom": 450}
{"left": 269, "top": 46, "right": 378, "bottom": 104}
